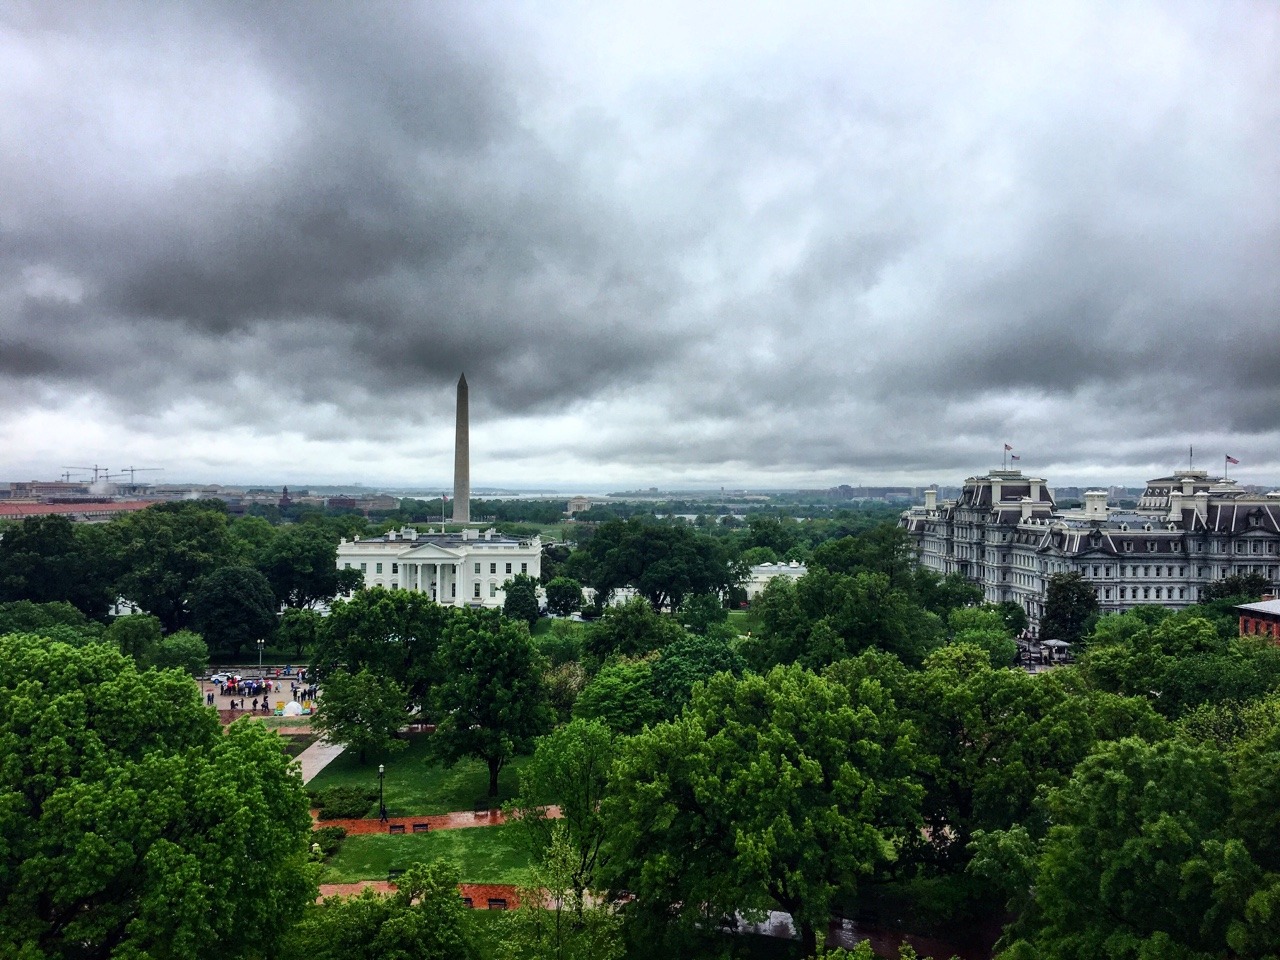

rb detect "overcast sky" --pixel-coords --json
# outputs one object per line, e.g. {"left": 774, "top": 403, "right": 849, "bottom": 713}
{"left": 2, "top": 1, "right": 1277, "bottom": 492}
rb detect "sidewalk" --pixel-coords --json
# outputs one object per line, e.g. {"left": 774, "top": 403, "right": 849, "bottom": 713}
{"left": 296, "top": 737, "right": 347, "bottom": 783}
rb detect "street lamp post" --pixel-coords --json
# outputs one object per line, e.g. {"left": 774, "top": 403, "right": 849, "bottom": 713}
{"left": 257, "top": 637, "right": 264, "bottom": 676}
{"left": 378, "top": 764, "right": 387, "bottom": 822}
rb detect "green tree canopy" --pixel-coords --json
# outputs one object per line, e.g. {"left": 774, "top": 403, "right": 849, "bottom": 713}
{"left": 189, "top": 564, "right": 278, "bottom": 659}
{"left": 567, "top": 519, "right": 734, "bottom": 612}
{"left": 572, "top": 658, "right": 660, "bottom": 735}
{"left": 312, "top": 587, "right": 451, "bottom": 715}
{"left": 603, "top": 665, "right": 924, "bottom": 956}
{"left": 0, "top": 633, "right": 314, "bottom": 959}
{"left": 583, "top": 596, "right": 685, "bottom": 662}
{"left": 430, "top": 609, "right": 554, "bottom": 796}
{"left": 999, "top": 737, "right": 1269, "bottom": 960}
{"left": 280, "top": 860, "right": 477, "bottom": 960}
{"left": 313, "top": 667, "right": 410, "bottom": 763}
{"left": 503, "top": 572, "right": 541, "bottom": 629}
{"left": 0, "top": 514, "right": 116, "bottom": 619}
{"left": 509, "top": 718, "right": 617, "bottom": 901}
{"left": 109, "top": 500, "right": 238, "bottom": 631}
{"left": 1040, "top": 572, "right": 1099, "bottom": 647}
{"left": 545, "top": 576, "right": 585, "bottom": 617}
{"left": 257, "top": 523, "right": 364, "bottom": 609}
{"left": 1202, "top": 572, "right": 1273, "bottom": 603}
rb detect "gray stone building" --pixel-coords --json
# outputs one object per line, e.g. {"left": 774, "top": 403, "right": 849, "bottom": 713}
{"left": 901, "top": 468, "right": 1280, "bottom": 626}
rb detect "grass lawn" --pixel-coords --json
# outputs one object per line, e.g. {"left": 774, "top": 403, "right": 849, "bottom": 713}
{"left": 307, "top": 733, "right": 530, "bottom": 816}
{"left": 280, "top": 732, "right": 320, "bottom": 759}
{"left": 322, "top": 823, "right": 533, "bottom": 885}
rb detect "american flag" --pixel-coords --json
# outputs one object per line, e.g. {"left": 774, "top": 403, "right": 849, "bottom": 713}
{"left": 1226, "top": 455, "right": 1240, "bottom": 465}
{"left": 1011, "top": 455, "right": 1021, "bottom": 461}
{"left": 1004, "top": 443, "right": 1013, "bottom": 451}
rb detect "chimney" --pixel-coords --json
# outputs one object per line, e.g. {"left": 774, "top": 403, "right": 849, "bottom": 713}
{"left": 924, "top": 488, "right": 937, "bottom": 511}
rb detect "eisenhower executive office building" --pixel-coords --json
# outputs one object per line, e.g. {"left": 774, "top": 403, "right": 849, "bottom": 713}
{"left": 900, "top": 466, "right": 1280, "bottom": 627}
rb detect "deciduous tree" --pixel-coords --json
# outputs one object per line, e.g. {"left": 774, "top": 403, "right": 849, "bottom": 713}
{"left": 503, "top": 572, "right": 541, "bottom": 628}
{"left": 313, "top": 667, "right": 410, "bottom": 763}
{"left": 604, "top": 665, "right": 924, "bottom": 956}
{"left": 0, "top": 633, "right": 314, "bottom": 959}
{"left": 190, "top": 564, "right": 278, "bottom": 658}
{"left": 545, "top": 576, "right": 585, "bottom": 617}
{"left": 431, "top": 609, "right": 554, "bottom": 796}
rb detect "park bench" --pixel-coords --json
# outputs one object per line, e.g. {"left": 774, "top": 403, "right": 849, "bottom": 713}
{"left": 487, "top": 898, "right": 508, "bottom": 910}
{"left": 388, "top": 824, "right": 405, "bottom": 834}
{"left": 412, "top": 822, "right": 430, "bottom": 833}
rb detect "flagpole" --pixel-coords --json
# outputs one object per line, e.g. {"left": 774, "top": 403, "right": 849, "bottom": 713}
{"left": 1224, "top": 455, "right": 1229, "bottom": 481}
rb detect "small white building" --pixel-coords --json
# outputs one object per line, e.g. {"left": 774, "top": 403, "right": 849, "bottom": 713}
{"left": 745, "top": 561, "right": 807, "bottom": 600}
{"left": 336, "top": 526, "right": 541, "bottom": 608}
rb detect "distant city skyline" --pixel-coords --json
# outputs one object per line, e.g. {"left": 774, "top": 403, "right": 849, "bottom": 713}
{"left": 2, "top": 2, "right": 1276, "bottom": 491}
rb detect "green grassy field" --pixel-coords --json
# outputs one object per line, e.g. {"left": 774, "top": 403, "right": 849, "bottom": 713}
{"left": 322, "top": 823, "right": 534, "bottom": 885}
{"left": 307, "top": 733, "right": 530, "bottom": 816}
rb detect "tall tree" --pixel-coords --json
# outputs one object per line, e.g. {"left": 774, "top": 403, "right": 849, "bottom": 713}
{"left": 190, "top": 565, "right": 278, "bottom": 659}
{"left": 0, "top": 514, "right": 115, "bottom": 619}
{"left": 509, "top": 718, "right": 617, "bottom": 903}
{"left": 313, "top": 667, "right": 409, "bottom": 763}
{"left": 503, "top": 572, "right": 541, "bottom": 629}
{"left": 109, "top": 500, "right": 238, "bottom": 631}
{"left": 0, "top": 633, "right": 314, "bottom": 959}
{"left": 312, "top": 587, "right": 451, "bottom": 715}
{"left": 603, "top": 665, "right": 924, "bottom": 956}
{"left": 431, "top": 609, "right": 554, "bottom": 796}
{"left": 568, "top": 519, "right": 734, "bottom": 612}
{"left": 258, "top": 524, "right": 363, "bottom": 609}
{"left": 1040, "top": 571, "right": 1099, "bottom": 646}
{"left": 545, "top": 576, "right": 584, "bottom": 617}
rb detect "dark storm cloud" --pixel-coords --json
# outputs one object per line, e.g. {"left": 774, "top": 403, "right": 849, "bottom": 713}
{"left": 1, "top": 1, "right": 1277, "bottom": 486}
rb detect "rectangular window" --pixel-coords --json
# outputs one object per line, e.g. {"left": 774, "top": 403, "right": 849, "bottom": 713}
{"left": 490, "top": 582, "right": 497, "bottom": 598}
{"left": 474, "top": 563, "right": 481, "bottom": 574}
{"left": 360, "top": 563, "right": 367, "bottom": 572}
{"left": 521, "top": 562, "right": 528, "bottom": 574}
{"left": 376, "top": 563, "right": 383, "bottom": 574}
{"left": 474, "top": 583, "right": 481, "bottom": 598}
{"left": 451, "top": 583, "right": 456, "bottom": 597}
{"left": 490, "top": 563, "right": 497, "bottom": 574}
{"left": 505, "top": 562, "right": 512, "bottom": 574}
{"left": 392, "top": 563, "right": 398, "bottom": 574}
{"left": 344, "top": 562, "right": 352, "bottom": 569}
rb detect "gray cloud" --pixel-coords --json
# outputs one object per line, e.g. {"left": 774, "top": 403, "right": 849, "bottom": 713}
{"left": 1, "top": 0, "right": 1277, "bottom": 488}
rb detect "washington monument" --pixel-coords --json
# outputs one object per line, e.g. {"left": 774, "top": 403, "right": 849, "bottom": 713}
{"left": 452, "top": 373, "right": 470, "bottom": 523}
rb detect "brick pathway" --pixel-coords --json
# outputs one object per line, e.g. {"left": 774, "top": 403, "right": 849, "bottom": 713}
{"left": 312, "top": 805, "right": 560, "bottom": 834}
{"left": 316, "top": 881, "right": 521, "bottom": 908}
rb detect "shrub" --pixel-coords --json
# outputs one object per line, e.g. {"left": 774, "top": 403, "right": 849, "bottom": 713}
{"left": 314, "top": 785, "right": 377, "bottom": 820}
{"left": 311, "top": 825, "right": 347, "bottom": 858}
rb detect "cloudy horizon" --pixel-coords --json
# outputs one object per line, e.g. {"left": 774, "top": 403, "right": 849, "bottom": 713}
{"left": 3, "top": 1, "right": 1277, "bottom": 493}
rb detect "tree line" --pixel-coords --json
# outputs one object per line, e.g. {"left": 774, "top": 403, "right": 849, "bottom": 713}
{"left": 4, "top": 505, "right": 1280, "bottom": 958}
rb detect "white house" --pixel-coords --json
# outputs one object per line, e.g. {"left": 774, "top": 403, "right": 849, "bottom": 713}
{"left": 336, "top": 526, "right": 541, "bottom": 608}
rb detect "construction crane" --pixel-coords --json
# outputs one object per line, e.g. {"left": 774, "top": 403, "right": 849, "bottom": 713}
{"left": 116, "top": 466, "right": 163, "bottom": 484}
{"left": 62, "top": 465, "right": 109, "bottom": 483}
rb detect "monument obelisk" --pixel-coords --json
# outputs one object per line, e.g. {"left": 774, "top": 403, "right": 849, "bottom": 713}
{"left": 452, "top": 373, "right": 470, "bottom": 524}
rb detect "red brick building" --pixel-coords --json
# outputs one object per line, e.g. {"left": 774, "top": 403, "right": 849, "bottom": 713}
{"left": 1236, "top": 598, "right": 1280, "bottom": 641}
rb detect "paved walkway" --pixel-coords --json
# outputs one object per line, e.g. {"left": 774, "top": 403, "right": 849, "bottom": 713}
{"left": 296, "top": 737, "right": 347, "bottom": 783}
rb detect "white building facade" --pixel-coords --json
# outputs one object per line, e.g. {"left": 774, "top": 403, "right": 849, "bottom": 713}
{"left": 336, "top": 526, "right": 541, "bottom": 608}
{"left": 901, "top": 468, "right": 1280, "bottom": 626}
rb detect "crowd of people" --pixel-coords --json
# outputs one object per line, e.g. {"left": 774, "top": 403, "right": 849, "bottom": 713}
{"left": 205, "top": 673, "right": 317, "bottom": 714}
